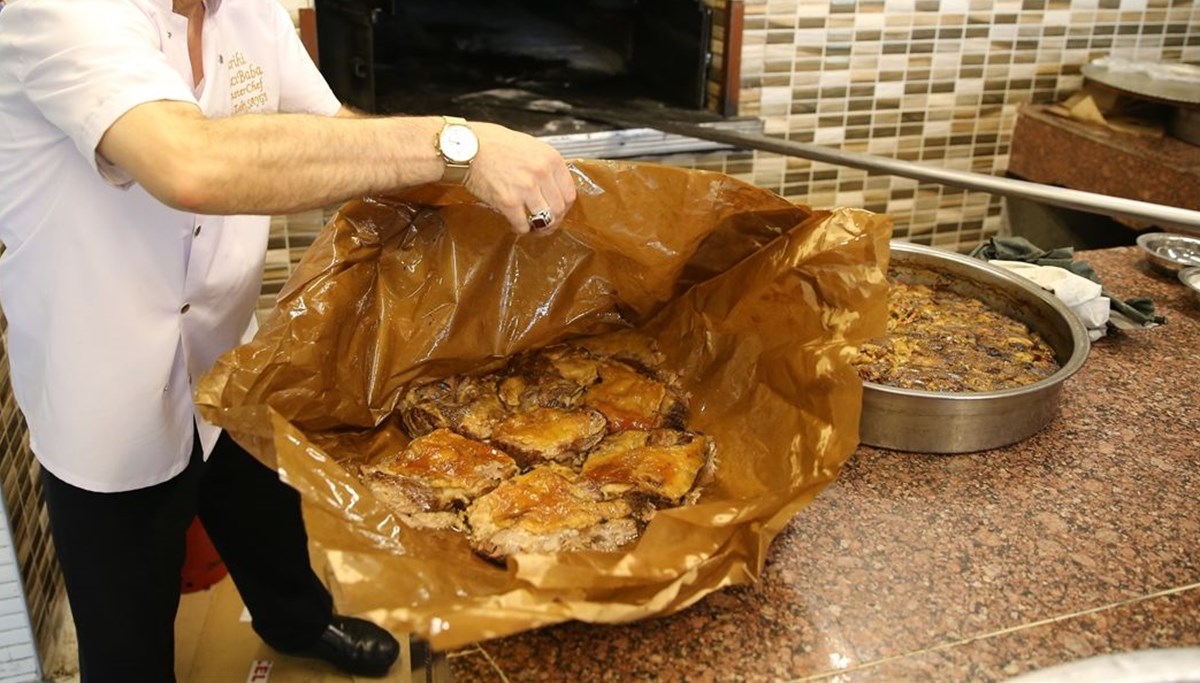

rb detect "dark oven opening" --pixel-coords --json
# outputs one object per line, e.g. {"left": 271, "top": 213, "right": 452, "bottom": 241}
{"left": 315, "top": 0, "right": 716, "bottom": 133}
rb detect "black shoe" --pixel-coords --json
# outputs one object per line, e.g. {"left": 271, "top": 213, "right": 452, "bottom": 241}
{"left": 288, "top": 615, "right": 401, "bottom": 678}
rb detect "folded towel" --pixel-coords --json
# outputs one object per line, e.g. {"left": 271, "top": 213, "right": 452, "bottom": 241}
{"left": 1073, "top": 296, "right": 1111, "bottom": 330}
{"left": 989, "top": 260, "right": 1110, "bottom": 339}
{"left": 989, "top": 260, "right": 1103, "bottom": 308}
{"left": 970, "top": 236, "right": 1165, "bottom": 330}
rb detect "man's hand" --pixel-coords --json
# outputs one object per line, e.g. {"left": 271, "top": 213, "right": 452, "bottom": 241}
{"left": 466, "top": 122, "right": 577, "bottom": 235}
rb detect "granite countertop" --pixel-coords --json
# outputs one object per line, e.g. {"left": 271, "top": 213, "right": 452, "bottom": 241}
{"left": 447, "top": 246, "right": 1200, "bottom": 682}
{"left": 1008, "top": 106, "right": 1200, "bottom": 231}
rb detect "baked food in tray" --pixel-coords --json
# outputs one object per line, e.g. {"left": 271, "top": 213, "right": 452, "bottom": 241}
{"left": 855, "top": 280, "right": 1060, "bottom": 392}
{"left": 365, "top": 340, "right": 713, "bottom": 560}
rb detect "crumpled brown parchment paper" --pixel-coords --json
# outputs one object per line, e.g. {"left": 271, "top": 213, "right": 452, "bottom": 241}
{"left": 195, "top": 159, "right": 892, "bottom": 649}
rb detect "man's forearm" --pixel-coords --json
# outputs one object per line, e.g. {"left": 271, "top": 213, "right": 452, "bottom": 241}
{"left": 102, "top": 104, "right": 443, "bottom": 215}
{"left": 183, "top": 112, "right": 444, "bottom": 214}
{"left": 99, "top": 100, "right": 577, "bottom": 232}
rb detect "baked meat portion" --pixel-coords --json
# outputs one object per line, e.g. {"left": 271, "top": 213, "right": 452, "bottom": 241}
{"left": 466, "top": 465, "right": 639, "bottom": 560}
{"left": 399, "top": 374, "right": 508, "bottom": 439}
{"left": 489, "top": 407, "right": 609, "bottom": 469}
{"left": 581, "top": 358, "right": 689, "bottom": 431}
{"left": 496, "top": 345, "right": 600, "bottom": 411}
{"left": 581, "top": 429, "right": 713, "bottom": 504}
{"left": 400, "top": 344, "right": 689, "bottom": 439}
{"left": 363, "top": 428, "right": 518, "bottom": 530}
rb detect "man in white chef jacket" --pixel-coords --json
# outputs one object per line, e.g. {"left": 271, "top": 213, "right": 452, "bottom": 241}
{"left": 0, "top": 0, "right": 577, "bottom": 680}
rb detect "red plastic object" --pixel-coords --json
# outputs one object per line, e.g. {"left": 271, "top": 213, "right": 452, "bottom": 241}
{"left": 181, "top": 517, "right": 228, "bottom": 593}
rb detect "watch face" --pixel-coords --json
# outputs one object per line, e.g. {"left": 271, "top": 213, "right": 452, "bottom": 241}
{"left": 440, "top": 124, "right": 479, "bottom": 163}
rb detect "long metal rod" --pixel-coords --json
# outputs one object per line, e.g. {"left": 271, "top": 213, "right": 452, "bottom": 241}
{"left": 556, "top": 105, "right": 1200, "bottom": 231}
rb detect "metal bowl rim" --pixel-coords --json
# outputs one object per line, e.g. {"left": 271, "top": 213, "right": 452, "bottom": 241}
{"left": 1136, "top": 232, "right": 1200, "bottom": 261}
{"left": 1136, "top": 232, "right": 1200, "bottom": 247}
{"left": 861, "top": 241, "right": 1091, "bottom": 400}
{"left": 1179, "top": 266, "right": 1200, "bottom": 290}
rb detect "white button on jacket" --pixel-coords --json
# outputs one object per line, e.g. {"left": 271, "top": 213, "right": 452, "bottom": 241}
{"left": 0, "top": 0, "right": 341, "bottom": 492}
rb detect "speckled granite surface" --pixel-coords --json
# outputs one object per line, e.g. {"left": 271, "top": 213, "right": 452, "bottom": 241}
{"left": 446, "top": 246, "right": 1200, "bottom": 683}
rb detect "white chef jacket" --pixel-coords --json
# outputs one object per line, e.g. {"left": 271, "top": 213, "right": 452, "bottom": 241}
{"left": 0, "top": 0, "right": 342, "bottom": 492}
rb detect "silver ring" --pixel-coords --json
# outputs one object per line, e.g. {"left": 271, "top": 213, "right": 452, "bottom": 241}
{"left": 527, "top": 209, "right": 554, "bottom": 230}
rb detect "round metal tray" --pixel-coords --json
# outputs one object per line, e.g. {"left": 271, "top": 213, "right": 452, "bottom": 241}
{"left": 859, "top": 242, "right": 1091, "bottom": 454}
{"left": 1081, "top": 61, "right": 1200, "bottom": 144}
{"left": 1081, "top": 62, "right": 1200, "bottom": 106}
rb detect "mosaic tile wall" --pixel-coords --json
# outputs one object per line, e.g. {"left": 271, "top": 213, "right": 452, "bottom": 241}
{"left": 723, "top": 0, "right": 1200, "bottom": 251}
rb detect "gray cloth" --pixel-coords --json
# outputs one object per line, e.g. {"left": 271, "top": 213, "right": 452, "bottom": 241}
{"left": 969, "top": 236, "right": 1164, "bottom": 328}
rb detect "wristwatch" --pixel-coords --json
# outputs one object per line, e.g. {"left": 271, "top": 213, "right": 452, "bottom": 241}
{"left": 434, "top": 116, "right": 479, "bottom": 184}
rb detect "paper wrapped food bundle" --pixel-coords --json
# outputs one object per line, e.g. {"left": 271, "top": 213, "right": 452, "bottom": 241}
{"left": 195, "top": 160, "right": 892, "bottom": 649}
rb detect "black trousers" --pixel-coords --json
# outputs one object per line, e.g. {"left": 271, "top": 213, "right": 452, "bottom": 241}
{"left": 40, "top": 430, "right": 334, "bottom": 683}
